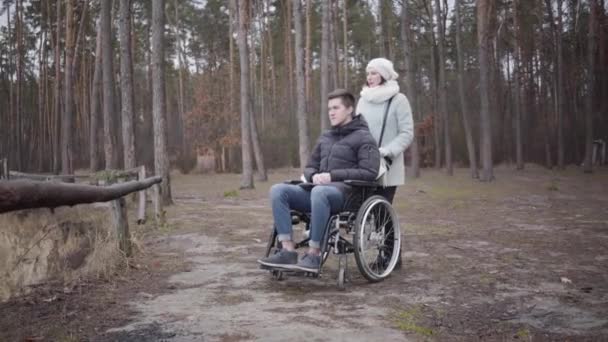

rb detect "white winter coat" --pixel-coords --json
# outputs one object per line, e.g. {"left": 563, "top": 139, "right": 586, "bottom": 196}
{"left": 356, "top": 80, "right": 414, "bottom": 186}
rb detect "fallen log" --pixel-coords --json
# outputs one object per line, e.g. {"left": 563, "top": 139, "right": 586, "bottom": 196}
{"left": 0, "top": 176, "right": 162, "bottom": 214}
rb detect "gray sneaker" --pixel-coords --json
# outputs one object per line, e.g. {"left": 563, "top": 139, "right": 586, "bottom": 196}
{"left": 257, "top": 250, "right": 298, "bottom": 269}
{"left": 294, "top": 253, "right": 321, "bottom": 273}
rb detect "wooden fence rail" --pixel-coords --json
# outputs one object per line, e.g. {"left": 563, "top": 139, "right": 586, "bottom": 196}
{"left": 0, "top": 163, "right": 163, "bottom": 257}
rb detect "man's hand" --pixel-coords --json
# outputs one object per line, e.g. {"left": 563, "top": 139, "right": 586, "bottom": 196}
{"left": 312, "top": 172, "right": 331, "bottom": 184}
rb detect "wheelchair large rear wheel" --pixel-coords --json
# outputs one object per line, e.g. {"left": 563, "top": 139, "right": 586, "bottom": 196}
{"left": 353, "top": 195, "right": 400, "bottom": 282}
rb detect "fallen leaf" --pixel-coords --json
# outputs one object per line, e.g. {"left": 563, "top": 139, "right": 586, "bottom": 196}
{"left": 560, "top": 277, "right": 572, "bottom": 284}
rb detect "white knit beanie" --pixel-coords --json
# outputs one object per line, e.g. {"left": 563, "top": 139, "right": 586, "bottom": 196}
{"left": 366, "top": 58, "right": 399, "bottom": 81}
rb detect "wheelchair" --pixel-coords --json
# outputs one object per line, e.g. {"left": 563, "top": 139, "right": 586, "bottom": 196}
{"left": 260, "top": 180, "right": 401, "bottom": 290}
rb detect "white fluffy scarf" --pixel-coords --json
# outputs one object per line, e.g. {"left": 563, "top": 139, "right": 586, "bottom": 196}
{"left": 360, "top": 80, "right": 400, "bottom": 104}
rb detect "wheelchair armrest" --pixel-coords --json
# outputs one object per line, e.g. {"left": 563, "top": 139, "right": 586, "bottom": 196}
{"left": 344, "top": 180, "right": 379, "bottom": 188}
{"left": 284, "top": 179, "right": 303, "bottom": 185}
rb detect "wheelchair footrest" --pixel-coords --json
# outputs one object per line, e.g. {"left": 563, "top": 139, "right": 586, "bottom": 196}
{"left": 259, "top": 264, "right": 320, "bottom": 277}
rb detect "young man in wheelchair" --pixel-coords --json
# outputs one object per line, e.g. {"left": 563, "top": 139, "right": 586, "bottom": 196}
{"left": 257, "top": 89, "right": 380, "bottom": 273}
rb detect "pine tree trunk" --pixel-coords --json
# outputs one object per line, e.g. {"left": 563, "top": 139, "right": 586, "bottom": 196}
{"left": 401, "top": 0, "right": 420, "bottom": 178}
{"left": 229, "top": 4, "right": 235, "bottom": 121}
{"left": 285, "top": 0, "right": 294, "bottom": 113}
{"left": 174, "top": 0, "right": 186, "bottom": 157}
{"left": 305, "top": 0, "right": 312, "bottom": 109}
{"left": 455, "top": 0, "right": 478, "bottom": 178}
{"left": 329, "top": 2, "right": 339, "bottom": 89}
{"left": 379, "top": 0, "right": 391, "bottom": 59}
{"left": 267, "top": 11, "right": 277, "bottom": 119}
{"left": 15, "top": 0, "right": 23, "bottom": 170}
{"left": 343, "top": 0, "right": 348, "bottom": 89}
{"left": 320, "top": 0, "right": 330, "bottom": 131}
{"left": 61, "top": 0, "right": 75, "bottom": 174}
{"left": 583, "top": 0, "right": 597, "bottom": 173}
{"left": 477, "top": 0, "right": 494, "bottom": 181}
{"left": 428, "top": 9, "right": 441, "bottom": 169}
{"left": 152, "top": 0, "right": 173, "bottom": 203}
{"left": 102, "top": 0, "right": 117, "bottom": 169}
{"left": 4, "top": 2, "right": 13, "bottom": 167}
{"left": 556, "top": 0, "right": 565, "bottom": 168}
{"left": 249, "top": 98, "right": 267, "bottom": 181}
{"left": 53, "top": 0, "right": 62, "bottom": 174}
{"left": 537, "top": 1, "right": 553, "bottom": 170}
{"left": 37, "top": 28, "right": 46, "bottom": 171}
{"left": 434, "top": 0, "right": 452, "bottom": 175}
{"left": 512, "top": 0, "right": 524, "bottom": 170}
{"left": 233, "top": 0, "right": 254, "bottom": 188}
{"left": 90, "top": 19, "right": 102, "bottom": 172}
{"left": 258, "top": 0, "right": 266, "bottom": 129}
{"left": 71, "top": 0, "right": 88, "bottom": 77}
{"left": 119, "top": 0, "right": 136, "bottom": 169}
{"left": 292, "top": 0, "right": 310, "bottom": 169}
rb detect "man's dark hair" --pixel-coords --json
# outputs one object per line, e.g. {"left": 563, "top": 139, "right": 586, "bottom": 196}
{"left": 328, "top": 88, "right": 356, "bottom": 109}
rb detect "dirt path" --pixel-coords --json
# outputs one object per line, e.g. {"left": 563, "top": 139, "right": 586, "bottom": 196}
{"left": 100, "top": 166, "right": 608, "bottom": 341}
{"left": 2, "top": 167, "right": 606, "bottom": 341}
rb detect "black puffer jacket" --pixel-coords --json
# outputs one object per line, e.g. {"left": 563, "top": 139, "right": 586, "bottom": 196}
{"left": 303, "top": 115, "right": 380, "bottom": 190}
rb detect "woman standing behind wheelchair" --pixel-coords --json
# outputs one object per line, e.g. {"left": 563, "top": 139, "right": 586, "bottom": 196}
{"left": 357, "top": 58, "right": 414, "bottom": 267}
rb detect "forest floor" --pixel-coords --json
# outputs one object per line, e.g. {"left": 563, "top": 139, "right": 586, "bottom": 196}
{"left": 1, "top": 166, "right": 608, "bottom": 341}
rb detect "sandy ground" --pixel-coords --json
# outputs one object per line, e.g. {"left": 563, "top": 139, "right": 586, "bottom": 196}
{"left": 2, "top": 166, "right": 608, "bottom": 341}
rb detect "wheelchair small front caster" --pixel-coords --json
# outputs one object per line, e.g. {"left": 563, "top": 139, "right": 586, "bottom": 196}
{"left": 337, "top": 255, "right": 347, "bottom": 290}
{"left": 337, "top": 267, "right": 346, "bottom": 290}
{"left": 272, "top": 270, "right": 284, "bottom": 281}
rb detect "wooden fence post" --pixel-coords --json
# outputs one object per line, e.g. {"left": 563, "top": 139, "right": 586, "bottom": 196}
{"left": 112, "top": 197, "right": 132, "bottom": 257}
{"left": 137, "top": 165, "right": 147, "bottom": 224}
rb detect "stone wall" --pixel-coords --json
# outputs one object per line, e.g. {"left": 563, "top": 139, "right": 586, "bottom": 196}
{"left": 0, "top": 204, "right": 119, "bottom": 302}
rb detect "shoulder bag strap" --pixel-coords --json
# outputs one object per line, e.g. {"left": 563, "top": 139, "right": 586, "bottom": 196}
{"left": 377, "top": 96, "right": 395, "bottom": 147}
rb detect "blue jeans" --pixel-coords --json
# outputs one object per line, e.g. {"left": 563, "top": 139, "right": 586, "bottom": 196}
{"left": 270, "top": 183, "right": 344, "bottom": 248}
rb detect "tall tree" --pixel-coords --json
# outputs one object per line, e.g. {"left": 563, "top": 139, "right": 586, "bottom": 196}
{"left": 544, "top": 0, "right": 566, "bottom": 169}
{"left": 152, "top": 0, "right": 173, "bottom": 202}
{"left": 101, "top": 0, "right": 117, "bottom": 169}
{"left": 320, "top": 0, "right": 330, "bottom": 131}
{"left": 477, "top": 0, "right": 494, "bottom": 181}
{"left": 233, "top": 0, "right": 254, "bottom": 188}
{"left": 173, "top": 0, "right": 186, "bottom": 156}
{"left": 328, "top": 1, "right": 339, "bottom": 89}
{"left": 583, "top": 0, "right": 598, "bottom": 173}
{"left": 53, "top": 0, "right": 62, "bottom": 173}
{"left": 401, "top": 0, "right": 420, "bottom": 178}
{"left": 62, "top": 0, "right": 75, "bottom": 174}
{"left": 434, "top": 0, "right": 452, "bottom": 175}
{"left": 379, "top": 0, "right": 392, "bottom": 59}
{"left": 90, "top": 19, "right": 102, "bottom": 172}
{"left": 120, "top": 0, "right": 136, "bottom": 170}
{"left": 425, "top": 0, "right": 441, "bottom": 169}
{"left": 455, "top": 0, "right": 478, "bottom": 178}
{"left": 512, "top": 0, "right": 524, "bottom": 170}
{"left": 292, "top": 0, "right": 310, "bottom": 168}
{"left": 15, "top": 0, "right": 23, "bottom": 170}
{"left": 4, "top": 1, "right": 14, "bottom": 168}
{"left": 249, "top": 98, "right": 267, "bottom": 181}
{"left": 305, "top": 0, "right": 312, "bottom": 109}
{"left": 343, "top": 0, "right": 348, "bottom": 89}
